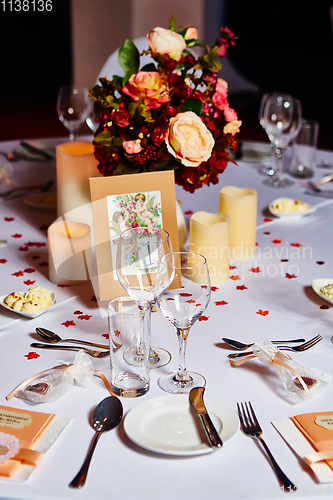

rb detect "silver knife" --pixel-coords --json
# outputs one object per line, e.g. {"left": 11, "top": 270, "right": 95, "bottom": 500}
{"left": 189, "top": 387, "right": 222, "bottom": 448}
{"left": 304, "top": 190, "right": 333, "bottom": 199}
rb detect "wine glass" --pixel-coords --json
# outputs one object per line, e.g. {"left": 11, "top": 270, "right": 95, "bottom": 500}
{"left": 260, "top": 93, "right": 302, "bottom": 188}
{"left": 56, "top": 85, "right": 91, "bottom": 141}
{"left": 116, "top": 227, "right": 172, "bottom": 368}
{"left": 258, "top": 93, "right": 276, "bottom": 176}
{"left": 156, "top": 251, "right": 211, "bottom": 394}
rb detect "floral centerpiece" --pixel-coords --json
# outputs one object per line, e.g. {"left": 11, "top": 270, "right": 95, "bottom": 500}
{"left": 90, "top": 17, "right": 241, "bottom": 193}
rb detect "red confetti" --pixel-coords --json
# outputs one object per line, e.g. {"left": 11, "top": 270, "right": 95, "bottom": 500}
{"left": 201, "top": 285, "right": 208, "bottom": 289}
{"left": 263, "top": 217, "right": 272, "bottom": 222}
{"left": 256, "top": 309, "right": 269, "bottom": 316}
{"left": 32, "top": 255, "right": 40, "bottom": 260}
{"left": 18, "top": 246, "right": 29, "bottom": 252}
{"left": 74, "top": 310, "right": 83, "bottom": 315}
{"left": 291, "top": 243, "right": 302, "bottom": 247}
{"left": 215, "top": 300, "right": 228, "bottom": 305}
{"left": 0, "top": 259, "right": 7, "bottom": 264}
{"left": 236, "top": 285, "right": 247, "bottom": 290}
{"left": 320, "top": 305, "right": 329, "bottom": 310}
{"left": 184, "top": 210, "right": 193, "bottom": 215}
{"left": 316, "top": 261, "right": 325, "bottom": 265}
{"left": 264, "top": 231, "right": 270, "bottom": 235}
{"left": 12, "top": 234, "right": 22, "bottom": 239}
{"left": 229, "top": 265, "right": 237, "bottom": 270}
{"left": 211, "top": 286, "right": 219, "bottom": 292}
{"left": 198, "top": 316, "right": 209, "bottom": 321}
{"left": 167, "top": 297, "right": 174, "bottom": 301}
{"left": 25, "top": 352, "right": 40, "bottom": 360}
{"left": 23, "top": 268, "right": 35, "bottom": 273}
{"left": 24, "top": 280, "right": 36, "bottom": 285}
{"left": 12, "top": 271, "right": 24, "bottom": 277}
{"left": 281, "top": 259, "right": 288, "bottom": 262}
{"left": 115, "top": 329, "right": 121, "bottom": 337}
{"left": 250, "top": 267, "right": 261, "bottom": 273}
{"left": 285, "top": 273, "right": 297, "bottom": 279}
{"left": 230, "top": 275, "right": 240, "bottom": 280}
{"left": 102, "top": 334, "right": 109, "bottom": 339}
{"left": 272, "top": 239, "right": 282, "bottom": 244}
{"left": 38, "top": 261, "right": 49, "bottom": 267}
{"left": 78, "top": 315, "right": 92, "bottom": 320}
{"left": 180, "top": 293, "right": 192, "bottom": 297}
{"left": 4, "top": 217, "right": 14, "bottom": 222}
{"left": 186, "top": 299, "right": 196, "bottom": 303}
{"left": 25, "top": 241, "right": 46, "bottom": 248}
{"left": 62, "top": 320, "right": 76, "bottom": 327}
{"left": 196, "top": 303, "right": 201, "bottom": 307}
{"left": 57, "top": 284, "right": 70, "bottom": 287}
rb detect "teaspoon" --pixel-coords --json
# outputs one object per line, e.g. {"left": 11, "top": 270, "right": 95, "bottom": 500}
{"left": 35, "top": 327, "right": 109, "bottom": 350}
{"left": 222, "top": 337, "right": 305, "bottom": 350}
{"left": 69, "top": 396, "right": 123, "bottom": 488}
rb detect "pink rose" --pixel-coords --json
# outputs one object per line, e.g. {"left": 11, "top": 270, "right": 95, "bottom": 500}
{"left": 165, "top": 111, "right": 215, "bottom": 167}
{"left": 223, "top": 120, "right": 242, "bottom": 135}
{"left": 122, "top": 71, "right": 169, "bottom": 110}
{"left": 223, "top": 106, "right": 238, "bottom": 122}
{"left": 123, "top": 141, "right": 142, "bottom": 154}
{"left": 212, "top": 91, "right": 228, "bottom": 112}
{"left": 147, "top": 27, "right": 186, "bottom": 61}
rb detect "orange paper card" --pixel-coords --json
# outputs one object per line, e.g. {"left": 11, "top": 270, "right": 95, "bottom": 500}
{"left": 0, "top": 405, "right": 55, "bottom": 477}
{"left": 291, "top": 411, "right": 333, "bottom": 470}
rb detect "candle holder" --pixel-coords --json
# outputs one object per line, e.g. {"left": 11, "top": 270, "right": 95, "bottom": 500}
{"left": 219, "top": 186, "right": 257, "bottom": 260}
{"left": 189, "top": 211, "right": 230, "bottom": 285}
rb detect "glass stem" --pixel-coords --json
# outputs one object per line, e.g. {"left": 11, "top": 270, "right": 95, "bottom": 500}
{"left": 175, "top": 327, "right": 192, "bottom": 383}
{"left": 272, "top": 146, "right": 286, "bottom": 179}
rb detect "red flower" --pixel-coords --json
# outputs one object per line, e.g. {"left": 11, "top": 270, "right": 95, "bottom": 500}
{"left": 114, "top": 329, "right": 121, "bottom": 337}
{"left": 256, "top": 309, "right": 269, "bottom": 316}
{"left": 12, "top": 271, "right": 24, "bottom": 277}
{"left": 198, "top": 315, "right": 209, "bottom": 321}
{"left": 25, "top": 352, "right": 40, "bottom": 360}
{"left": 78, "top": 315, "right": 92, "bottom": 320}
{"left": 62, "top": 320, "right": 76, "bottom": 327}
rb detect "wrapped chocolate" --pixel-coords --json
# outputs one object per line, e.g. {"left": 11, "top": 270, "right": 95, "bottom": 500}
{"left": 230, "top": 338, "right": 331, "bottom": 403}
{"left": 8, "top": 351, "right": 94, "bottom": 404}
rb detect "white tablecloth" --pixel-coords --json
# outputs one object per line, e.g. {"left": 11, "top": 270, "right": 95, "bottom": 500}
{"left": 0, "top": 137, "right": 333, "bottom": 499}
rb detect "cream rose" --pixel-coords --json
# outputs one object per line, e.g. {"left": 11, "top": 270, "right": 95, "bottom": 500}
{"left": 147, "top": 27, "right": 186, "bottom": 61}
{"left": 122, "top": 71, "right": 169, "bottom": 110}
{"left": 223, "top": 120, "right": 242, "bottom": 136}
{"left": 165, "top": 111, "right": 215, "bottom": 167}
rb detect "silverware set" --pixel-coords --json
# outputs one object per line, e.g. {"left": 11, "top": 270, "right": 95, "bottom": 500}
{"left": 302, "top": 173, "right": 333, "bottom": 197}
{"left": 237, "top": 402, "right": 297, "bottom": 492}
{"left": 31, "top": 327, "right": 110, "bottom": 358}
{"left": 227, "top": 335, "right": 322, "bottom": 360}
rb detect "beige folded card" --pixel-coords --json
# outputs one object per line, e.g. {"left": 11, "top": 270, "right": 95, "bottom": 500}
{"left": 90, "top": 170, "right": 180, "bottom": 301}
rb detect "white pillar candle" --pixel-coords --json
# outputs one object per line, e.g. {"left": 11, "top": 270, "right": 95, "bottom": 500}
{"left": 189, "top": 211, "right": 230, "bottom": 285}
{"left": 219, "top": 186, "right": 257, "bottom": 260}
{"left": 48, "top": 220, "right": 91, "bottom": 285}
{"left": 56, "top": 141, "right": 101, "bottom": 226}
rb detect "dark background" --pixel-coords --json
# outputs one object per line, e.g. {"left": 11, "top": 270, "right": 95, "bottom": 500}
{"left": 0, "top": 0, "right": 332, "bottom": 149}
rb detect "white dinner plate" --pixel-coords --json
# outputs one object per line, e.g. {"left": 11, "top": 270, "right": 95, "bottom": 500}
{"left": 124, "top": 394, "right": 239, "bottom": 456}
{"left": 0, "top": 291, "right": 56, "bottom": 318}
{"left": 24, "top": 192, "right": 57, "bottom": 210}
{"left": 13, "top": 141, "right": 58, "bottom": 161}
{"left": 311, "top": 279, "right": 333, "bottom": 305}
{"left": 268, "top": 198, "right": 316, "bottom": 218}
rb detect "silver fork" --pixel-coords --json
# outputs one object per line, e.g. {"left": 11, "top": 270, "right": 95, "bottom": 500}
{"left": 237, "top": 402, "right": 297, "bottom": 492}
{"left": 228, "top": 335, "right": 322, "bottom": 359}
{"left": 30, "top": 343, "right": 109, "bottom": 358}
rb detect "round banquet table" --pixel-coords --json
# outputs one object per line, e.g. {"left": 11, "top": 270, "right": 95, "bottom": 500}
{"left": 0, "top": 136, "right": 333, "bottom": 500}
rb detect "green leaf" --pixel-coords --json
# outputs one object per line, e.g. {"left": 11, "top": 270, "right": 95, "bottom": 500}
{"left": 141, "top": 63, "right": 157, "bottom": 72}
{"left": 113, "top": 75, "right": 123, "bottom": 88}
{"left": 90, "top": 84, "right": 105, "bottom": 100}
{"left": 118, "top": 39, "right": 140, "bottom": 80}
{"left": 168, "top": 15, "right": 177, "bottom": 31}
{"left": 94, "top": 131, "right": 113, "bottom": 146}
{"left": 183, "top": 99, "right": 203, "bottom": 116}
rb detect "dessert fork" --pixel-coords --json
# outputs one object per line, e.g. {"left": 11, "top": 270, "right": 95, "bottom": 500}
{"left": 228, "top": 335, "right": 322, "bottom": 359}
{"left": 30, "top": 342, "right": 109, "bottom": 358}
{"left": 237, "top": 402, "right": 297, "bottom": 492}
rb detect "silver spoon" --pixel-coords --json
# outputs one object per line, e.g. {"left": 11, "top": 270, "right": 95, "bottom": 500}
{"left": 222, "top": 337, "right": 305, "bottom": 350}
{"left": 35, "top": 327, "right": 109, "bottom": 350}
{"left": 30, "top": 342, "right": 109, "bottom": 358}
{"left": 69, "top": 396, "right": 123, "bottom": 488}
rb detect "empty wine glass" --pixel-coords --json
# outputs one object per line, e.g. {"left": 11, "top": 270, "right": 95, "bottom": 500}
{"left": 156, "top": 251, "right": 211, "bottom": 394}
{"left": 258, "top": 93, "right": 276, "bottom": 176}
{"left": 57, "top": 86, "right": 91, "bottom": 141}
{"left": 260, "top": 93, "right": 302, "bottom": 188}
{"left": 116, "top": 227, "right": 172, "bottom": 368}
